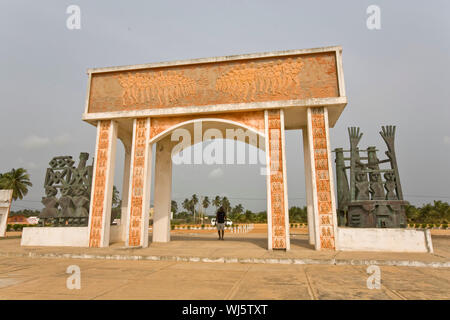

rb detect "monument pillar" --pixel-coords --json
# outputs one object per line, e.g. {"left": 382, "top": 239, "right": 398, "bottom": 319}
{"left": 88, "top": 120, "right": 118, "bottom": 248}
{"left": 265, "top": 109, "right": 290, "bottom": 250}
{"left": 125, "top": 117, "right": 152, "bottom": 248}
{"left": 152, "top": 137, "right": 173, "bottom": 243}
{"left": 306, "top": 107, "right": 338, "bottom": 250}
{"left": 0, "top": 190, "right": 13, "bottom": 237}
{"left": 302, "top": 128, "right": 316, "bottom": 245}
{"left": 120, "top": 144, "right": 132, "bottom": 242}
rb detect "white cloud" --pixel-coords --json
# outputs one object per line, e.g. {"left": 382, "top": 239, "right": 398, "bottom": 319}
{"left": 444, "top": 136, "right": 450, "bottom": 145}
{"left": 20, "top": 133, "right": 71, "bottom": 150}
{"left": 20, "top": 135, "right": 50, "bottom": 149}
{"left": 53, "top": 133, "right": 71, "bottom": 145}
{"left": 18, "top": 157, "right": 38, "bottom": 169}
{"left": 208, "top": 167, "right": 224, "bottom": 179}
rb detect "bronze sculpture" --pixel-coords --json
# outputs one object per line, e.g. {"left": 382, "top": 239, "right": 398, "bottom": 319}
{"left": 333, "top": 126, "right": 408, "bottom": 228}
{"left": 38, "top": 153, "right": 93, "bottom": 226}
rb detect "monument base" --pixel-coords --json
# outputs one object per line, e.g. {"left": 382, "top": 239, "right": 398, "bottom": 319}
{"left": 21, "top": 225, "right": 122, "bottom": 247}
{"left": 337, "top": 227, "right": 433, "bottom": 253}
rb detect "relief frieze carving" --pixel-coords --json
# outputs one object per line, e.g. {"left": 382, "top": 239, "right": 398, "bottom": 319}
{"left": 88, "top": 52, "right": 339, "bottom": 113}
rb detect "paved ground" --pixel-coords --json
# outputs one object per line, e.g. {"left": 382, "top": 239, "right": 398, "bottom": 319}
{"left": 0, "top": 230, "right": 449, "bottom": 299}
{"left": 0, "top": 255, "right": 449, "bottom": 299}
{"left": 2, "top": 230, "right": 450, "bottom": 264}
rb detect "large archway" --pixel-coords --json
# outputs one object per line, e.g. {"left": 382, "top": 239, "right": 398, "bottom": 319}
{"left": 147, "top": 118, "right": 269, "bottom": 247}
{"left": 83, "top": 46, "right": 347, "bottom": 251}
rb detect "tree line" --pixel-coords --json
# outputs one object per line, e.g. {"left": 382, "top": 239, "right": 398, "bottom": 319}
{"left": 2, "top": 167, "right": 449, "bottom": 226}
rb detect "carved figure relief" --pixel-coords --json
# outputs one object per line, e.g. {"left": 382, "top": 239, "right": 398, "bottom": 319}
{"left": 39, "top": 152, "right": 93, "bottom": 226}
{"left": 310, "top": 107, "right": 335, "bottom": 250}
{"left": 116, "top": 71, "right": 196, "bottom": 107}
{"left": 88, "top": 52, "right": 339, "bottom": 113}
{"left": 267, "top": 110, "right": 287, "bottom": 249}
{"left": 128, "top": 118, "right": 149, "bottom": 246}
{"left": 89, "top": 121, "right": 111, "bottom": 247}
{"left": 215, "top": 59, "right": 304, "bottom": 101}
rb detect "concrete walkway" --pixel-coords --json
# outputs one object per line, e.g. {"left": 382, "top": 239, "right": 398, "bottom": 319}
{"left": 0, "top": 255, "right": 449, "bottom": 299}
{"left": 1, "top": 231, "right": 449, "bottom": 267}
{"left": 0, "top": 232, "right": 449, "bottom": 299}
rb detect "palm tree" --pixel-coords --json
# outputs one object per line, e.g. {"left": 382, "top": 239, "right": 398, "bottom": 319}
{"left": 171, "top": 200, "right": 178, "bottom": 215}
{"left": 234, "top": 203, "right": 244, "bottom": 214}
{"left": 202, "top": 196, "right": 210, "bottom": 222}
{"left": 182, "top": 198, "right": 191, "bottom": 213}
{"left": 191, "top": 194, "right": 198, "bottom": 223}
{"left": 221, "top": 196, "right": 231, "bottom": 215}
{"left": 212, "top": 195, "right": 221, "bottom": 210}
{"left": 0, "top": 168, "right": 33, "bottom": 201}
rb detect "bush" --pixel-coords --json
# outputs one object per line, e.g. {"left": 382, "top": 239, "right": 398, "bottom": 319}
{"left": 201, "top": 224, "right": 205, "bottom": 229}
{"left": 442, "top": 224, "right": 448, "bottom": 229}
{"left": 171, "top": 225, "right": 175, "bottom": 230}
{"left": 9, "top": 224, "right": 26, "bottom": 231}
{"left": 421, "top": 223, "right": 427, "bottom": 228}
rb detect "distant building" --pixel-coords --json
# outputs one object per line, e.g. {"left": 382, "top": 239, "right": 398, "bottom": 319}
{"left": 27, "top": 216, "right": 39, "bottom": 225}
{"left": 8, "top": 215, "right": 29, "bottom": 224}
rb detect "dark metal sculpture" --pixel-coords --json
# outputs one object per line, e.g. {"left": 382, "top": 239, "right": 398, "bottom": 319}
{"left": 38, "top": 153, "right": 93, "bottom": 226}
{"left": 333, "top": 126, "right": 408, "bottom": 228}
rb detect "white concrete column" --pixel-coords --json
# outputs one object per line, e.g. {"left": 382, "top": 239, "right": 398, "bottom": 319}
{"left": 0, "top": 190, "right": 13, "bottom": 237}
{"left": 306, "top": 107, "right": 338, "bottom": 250}
{"left": 125, "top": 118, "right": 152, "bottom": 248}
{"left": 120, "top": 145, "right": 131, "bottom": 242}
{"left": 302, "top": 127, "right": 315, "bottom": 245}
{"left": 264, "top": 109, "right": 290, "bottom": 250}
{"left": 152, "top": 137, "right": 173, "bottom": 243}
{"left": 88, "top": 120, "right": 118, "bottom": 248}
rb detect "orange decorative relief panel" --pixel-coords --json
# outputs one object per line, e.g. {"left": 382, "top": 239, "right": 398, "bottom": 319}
{"left": 128, "top": 118, "right": 149, "bottom": 246}
{"left": 89, "top": 120, "right": 111, "bottom": 247}
{"left": 310, "top": 108, "right": 335, "bottom": 250}
{"left": 88, "top": 52, "right": 339, "bottom": 113}
{"left": 149, "top": 111, "right": 265, "bottom": 140}
{"left": 268, "top": 110, "right": 287, "bottom": 249}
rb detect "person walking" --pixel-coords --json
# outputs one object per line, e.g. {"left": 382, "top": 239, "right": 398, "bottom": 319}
{"left": 216, "top": 206, "right": 227, "bottom": 240}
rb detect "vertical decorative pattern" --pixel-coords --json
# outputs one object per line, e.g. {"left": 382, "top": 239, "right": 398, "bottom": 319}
{"left": 268, "top": 110, "right": 287, "bottom": 249}
{"left": 89, "top": 120, "right": 111, "bottom": 247}
{"left": 128, "top": 118, "right": 149, "bottom": 246}
{"left": 310, "top": 108, "right": 335, "bottom": 249}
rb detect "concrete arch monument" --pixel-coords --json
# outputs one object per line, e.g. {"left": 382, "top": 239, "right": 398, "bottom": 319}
{"left": 82, "top": 46, "right": 347, "bottom": 250}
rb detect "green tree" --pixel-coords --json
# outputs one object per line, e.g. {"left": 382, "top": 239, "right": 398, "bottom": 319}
{"left": 244, "top": 209, "right": 254, "bottom": 222}
{"left": 191, "top": 194, "right": 199, "bottom": 223}
{"left": 171, "top": 200, "right": 178, "bottom": 214}
{"left": 202, "top": 196, "right": 210, "bottom": 212}
{"left": 221, "top": 196, "right": 231, "bottom": 214}
{"left": 112, "top": 185, "right": 120, "bottom": 208}
{"left": 182, "top": 198, "right": 193, "bottom": 215}
{"left": 201, "top": 196, "right": 210, "bottom": 222}
{"left": 0, "top": 168, "right": 33, "bottom": 201}
{"left": 212, "top": 195, "right": 222, "bottom": 209}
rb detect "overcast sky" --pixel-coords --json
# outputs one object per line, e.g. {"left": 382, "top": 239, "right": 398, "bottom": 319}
{"left": 1, "top": 0, "right": 449, "bottom": 214}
